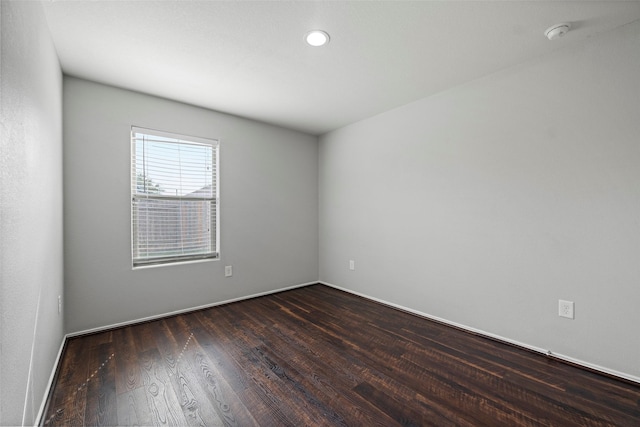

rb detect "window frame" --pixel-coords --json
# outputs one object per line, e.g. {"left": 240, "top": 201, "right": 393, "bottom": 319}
{"left": 130, "top": 126, "right": 219, "bottom": 268}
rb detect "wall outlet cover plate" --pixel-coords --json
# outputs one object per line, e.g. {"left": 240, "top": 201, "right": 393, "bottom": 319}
{"left": 559, "top": 300, "right": 574, "bottom": 319}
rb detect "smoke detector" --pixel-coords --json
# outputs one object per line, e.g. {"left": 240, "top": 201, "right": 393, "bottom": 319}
{"left": 545, "top": 23, "right": 571, "bottom": 40}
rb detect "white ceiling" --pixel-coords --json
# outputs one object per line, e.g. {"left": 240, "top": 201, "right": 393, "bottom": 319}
{"left": 42, "top": 1, "right": 640, "bottom": 136}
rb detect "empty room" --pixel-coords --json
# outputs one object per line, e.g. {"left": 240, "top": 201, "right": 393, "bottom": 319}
{"left": 1, "top": 1, "right": 640, "bottom": 426}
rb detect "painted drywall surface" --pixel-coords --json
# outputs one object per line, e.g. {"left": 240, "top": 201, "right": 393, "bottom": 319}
{"left": 63, "top": 77, "right": 318, "bottom": 333}
{"left": 319, "top": 21, "right": 640, "bottom": 377}
{"left": 0, "top": 2, "right": 64, "bottom": 425}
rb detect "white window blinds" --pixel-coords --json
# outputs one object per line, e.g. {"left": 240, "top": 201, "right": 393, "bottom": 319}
{"left": 131, "top": 127, "right": 219, "bottom": 267}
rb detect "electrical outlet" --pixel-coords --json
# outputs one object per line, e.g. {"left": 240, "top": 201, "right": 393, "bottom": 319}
{"left": 559, "top": 300, "right": 574, "bottom": 319}
{"left": 224, "top": 265, "right": 233, "bottom": 277}
{"left": 58, "top": 295, "right": 62, "bottom": 315}
{"left": 349, "top": 260, "right": 355, "bottom": 271}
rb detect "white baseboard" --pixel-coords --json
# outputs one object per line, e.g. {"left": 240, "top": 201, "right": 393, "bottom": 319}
{"left": 319, "top": 281, "right": 640, "bottom": 385}
{"left": 67, "top": 281, "right": 318, "bottom": 338}
{"left": 35, "top": 337, "right": 66, "bottom": 426}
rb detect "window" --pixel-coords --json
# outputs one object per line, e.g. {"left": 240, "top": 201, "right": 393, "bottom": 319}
{"left": 131, "top": 127, "right": 219, "bottom": 267}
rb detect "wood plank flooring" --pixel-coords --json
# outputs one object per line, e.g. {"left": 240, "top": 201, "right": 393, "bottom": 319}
{"left": 42, "top": 284, "right": 640, "bottom": 426}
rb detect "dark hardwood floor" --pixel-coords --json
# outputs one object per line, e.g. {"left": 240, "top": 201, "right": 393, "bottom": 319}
{"left": 42, "top": 284, "right": 640, "bottom": 426}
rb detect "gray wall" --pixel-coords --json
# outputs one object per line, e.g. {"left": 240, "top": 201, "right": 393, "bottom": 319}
{"left": 63, "top": 77, "right": 318, "bottom": 333}
{"left": 319, "top": 20, "right": 640, "bottom": 379}
{"left": 0, "top": 2, "right": 64, "bottom": 425}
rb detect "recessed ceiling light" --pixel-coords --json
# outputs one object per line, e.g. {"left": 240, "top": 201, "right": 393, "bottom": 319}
{"left": 305, "top": 30, "right": 330, "bottom": 47}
